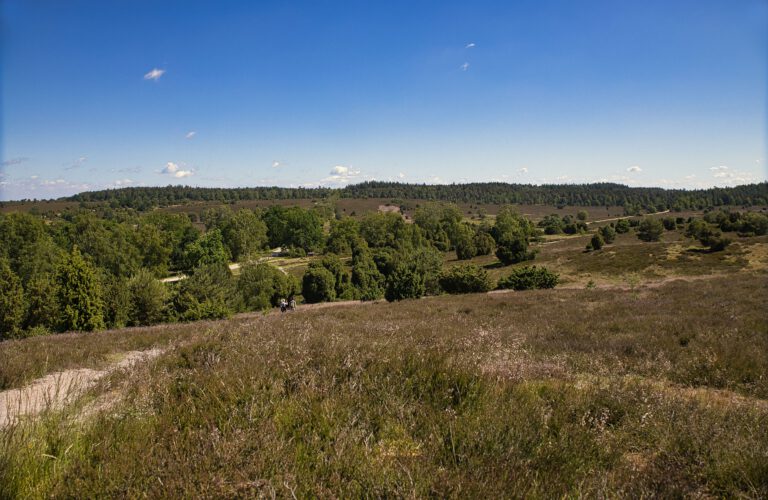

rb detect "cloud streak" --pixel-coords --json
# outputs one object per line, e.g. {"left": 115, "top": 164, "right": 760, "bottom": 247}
{"left": 627, "top": 165, "right": 642, "bottom": 173}
{"left": 1, "top": 157, "right": 29, "bottom": 167}
{"left": 144, "top": 68, "right": 166, "bottom": 81}
{"left": 185, "top": 131, "right": 196, "bottom": 139}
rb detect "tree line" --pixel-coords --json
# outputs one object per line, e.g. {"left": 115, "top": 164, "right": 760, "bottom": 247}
{"left": 57, "top": 181, "right": 768, "bottom": 213}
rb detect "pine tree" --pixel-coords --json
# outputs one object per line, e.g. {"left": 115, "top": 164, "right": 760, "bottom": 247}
{"left": 55, "top": 247, "right": 105, "bottom": 332}
{"left": 0, "top": 259, "right": 25, "bottom": 339}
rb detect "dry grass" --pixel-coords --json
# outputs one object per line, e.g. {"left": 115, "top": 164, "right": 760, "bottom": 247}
{"left": 1, "top": 272, "right": 766, "bottom": 497}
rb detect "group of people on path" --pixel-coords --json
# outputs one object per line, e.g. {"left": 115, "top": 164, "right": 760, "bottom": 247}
{"left": 279, "top": 295, "right": 297, "bottom": 313}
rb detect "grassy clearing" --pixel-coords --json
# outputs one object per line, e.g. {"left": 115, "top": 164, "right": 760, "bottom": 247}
{"left": 1, "top": 273, "right": 766, "bottom": 497}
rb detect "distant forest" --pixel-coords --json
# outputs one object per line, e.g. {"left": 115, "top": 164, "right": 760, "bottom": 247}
{"left": 63, "top": 181, "right": 768, "bottom": 213}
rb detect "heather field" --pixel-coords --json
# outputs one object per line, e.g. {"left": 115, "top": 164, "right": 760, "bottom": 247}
{"left": 1, "top": 270, "right": 766, "bottom": 497}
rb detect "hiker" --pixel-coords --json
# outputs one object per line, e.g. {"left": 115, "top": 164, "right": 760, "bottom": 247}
{"left": 288, "top": 295, "right": 296, "bottom": 311}
{"left": 279, "top": 299, "right": 287, "bottom": 313}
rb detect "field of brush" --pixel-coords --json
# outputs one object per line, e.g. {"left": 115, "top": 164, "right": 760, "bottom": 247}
{"left": 1, "top": 206, "right": 767, "bottom": 497}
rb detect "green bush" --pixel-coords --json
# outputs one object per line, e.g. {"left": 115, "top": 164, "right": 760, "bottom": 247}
{"left": 385, "top": 266, "right": 426, "bottom": 301}
{"left": 128, "top": 269, "right": 168, "bottom": 326}
{"left": 615, "top": 219, "right": 631, "bottom": 233}
{"left": 636, "top": 218, "right": 664, "bottom": 242}
{"left": 497, "top": 266, "right": 559, "bottom": 291}
{"left": 587, "top": 233, "right": 604, "bottom": 251}
{"left": 302, "top": 267, "right": 337, "bottom": 303}
{"left": 598, "top": 225, "right": 616, "bottom": 244}
{"left": 55, "top": 247, "right": 105, "bottom": 332}
{"left": 439, "top": 265, "right": 492, "bottom": 294}
{"left": 0, "top": 259, "right": 25, "bottom": 340}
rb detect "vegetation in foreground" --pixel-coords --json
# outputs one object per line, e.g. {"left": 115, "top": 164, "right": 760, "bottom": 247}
{"left": 1, "top": 273, "right": 766, "bottom": 497}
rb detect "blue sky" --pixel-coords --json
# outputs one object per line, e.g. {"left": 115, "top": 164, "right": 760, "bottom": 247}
{"left": 1, "top": 0, "right": 766, "bottom": 200}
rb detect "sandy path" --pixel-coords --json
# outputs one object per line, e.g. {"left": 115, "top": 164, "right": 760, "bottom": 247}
{"left": 0, "top": 348, "right": 163, "bottom": 429}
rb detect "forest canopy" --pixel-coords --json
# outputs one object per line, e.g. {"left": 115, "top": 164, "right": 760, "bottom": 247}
{"left": 54, "top": 181, "right": 768, "bottom": 213}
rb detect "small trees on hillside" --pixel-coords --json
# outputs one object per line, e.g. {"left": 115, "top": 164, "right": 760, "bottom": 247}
{"left": 492, "top": 208, "right": 537, "bottom": 265}
{"left": 686, "top": 219, "right": 731, "bottom": 252}
{"left": 636, "top": 218, "right": 664, "bottom": 242}
{"left": 497, "top": 266, "right": 559, "bottom": 291}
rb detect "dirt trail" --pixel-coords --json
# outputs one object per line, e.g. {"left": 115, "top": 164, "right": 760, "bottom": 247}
{"left": 0, "top": 348, "right": 163, "bottom": 429}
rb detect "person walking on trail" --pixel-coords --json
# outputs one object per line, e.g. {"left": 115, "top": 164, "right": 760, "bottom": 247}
{"left": 280, "top": 299, "right": 287, "bottom": 313}
{"left": 288, "top": 295, "right": 296, "bottom": 311}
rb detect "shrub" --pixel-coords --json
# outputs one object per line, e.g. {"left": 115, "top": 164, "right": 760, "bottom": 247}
{"left": 128, "top": 269, "right": 168, "bottom": 326}
{"left": 0, "top": 260, "right": 25, "bottom": 340}
{"left": 497, "top": 266, "right": 559, "bottom": 291}
{"left": 385, "top": 267, "right": 426, "bottom": 301}
{"left": 636, "top": 218, "right": 664, "bottom": 242}
{"left": 55, "top": 247, "right": 105, "bottom": 332}
{"left": 662, "top": 217, "right": 676, "bottom": 230}
{"left": 615, "top": 219, "right": 631, "bottom": 233}
{"left": 238, "top": 262, "right": 298, "bottom": 310}
{"left": 439, "top": 265, "right": 493, "bottom": 294}
{"left": 598, "top": 225, "right": 616, "bottom": 244}
{"left": 173, "top": 263, "right": 238, "bottom": 321}
{"left": 301, "top": 267, "right": 337, "bottom": 303}
{"left": 473, "top": 232, "right": 495, "bottom": 256}
{"left": 587, "top": 233, "right": 604, "bottom": 251}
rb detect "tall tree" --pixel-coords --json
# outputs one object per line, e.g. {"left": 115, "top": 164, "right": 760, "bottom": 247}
{"left": 55, "top": 247, "right": 105, "bottom": 332}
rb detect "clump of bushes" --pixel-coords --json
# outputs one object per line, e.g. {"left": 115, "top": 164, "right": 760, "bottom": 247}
{"left": 439, "top": 264, "right": 492, "bottom": 294}
{"left": 497, "top": 266, "right": 559, "bottom": 291}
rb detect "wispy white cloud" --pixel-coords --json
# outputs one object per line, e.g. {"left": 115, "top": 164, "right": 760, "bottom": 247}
{"left": 144, "top": 68, "right": 166, "bottom": 81}
{"left": 185, "top": 131, "right": 196, "bottom": 139}
{"left": 460, "top": 62, "right": 470, "bottom": 71}
{"left": 160, "top": 161, "right": 194, "bottom": 178}
{"left": 1, "top": 157, "right": 29, "bottom": 167}
{"left": 111, "top": 179, "right": 134, "bottom": 187}
{"left": 398, "top": 172, "right": 406, "bottom": 179}
{"left": 627, "top": 165, "right": 642, "bottom": 173}
{"left": 465, "top": 42, "right": 476, "bottom": 49}
{"left": 64, "top": 156, "right": 88, "bottom": 170}
{"left": 272, "top": 160, "right": 284, "bottom": 168}
{"left": 708, "top": 165, "right": 758, "bottom": 185}
{"left": 519, "top": 167, "right": 529, "bottom": 174}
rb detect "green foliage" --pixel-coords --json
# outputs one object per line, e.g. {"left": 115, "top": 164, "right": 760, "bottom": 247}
{"left": 686, "top": 219, "right": 731, "bottom": 252}
{"left": 439, "top": 265, "right": 492, "bottom": 294}
{"left": 598, "top": 225, "right": 616, "bottom": 244}
{"left": 55, "top": 247, "right": 105, "bottom": 332}
{"left": 263, "top": 206, "right": 324, "bottom": 252}
{"left": 636, "top": 217, "right": 664, "bottom": 242}
{"left": 576, "top": 210, "right": 588, "bottom": 221}
{"left": 326, "top": 218, "right": 361, "bottom": 255}
{"left": 497, "top": 265, "right": 559, "bottom": 291}
{"left": 492, "top": 207, "right": 538, "bottom": 265}
{"left": 314, "top": 254, "right": 355, "bottom": 300}
{"left": 184, "top": 229, "right": 230, "bottom": 270}
{"left": 23, "top": 275, "right": 59, "bottom": 332}
{"left": 454, "top": 223, "right": 477, "bottom": 260}
{"left": 359, "top": 212, "right": 424, "bottom": 250}
{"left": 301, "top": 267, "right": 337, "bottom": 303}
{"left": 127, "top": 269, "right": 168, "bottom": 326}
{"left": 205, "top": 207, "right": 268, "bottom": 261}
{"left": 238, "top": 263, "right": 298, "bottom": 310}
{"left": 662, "top": 217, "right": 677, "bottom": 230}
{"left": 587, "top": 233, "right": 604, "bottom": 251}
{"left": 413, "top": 202, "right": 463, "bottom": 251}
{"left": 614, "top": 218, "right": 631, "bottom": 234}
{"left": 173, "top": 263, "right": 238, "bottom": 321}
{"left": 473, "top": 231, "right": 495, "bottom": 256}
{"left": 101, "top": 274, "right": 131, "bottom": 329}
{"left": 538, "top": 214, "right": 564, "bottom": 235}
{"left": 0, "top": 259, "right": 25, "bottom": 339}
{"left": 351, "top": 243, "right": 385, "bottom": 301}
{"left": 385, "top": 266, "right": 426, "bottom": 301}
